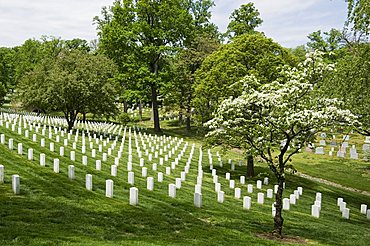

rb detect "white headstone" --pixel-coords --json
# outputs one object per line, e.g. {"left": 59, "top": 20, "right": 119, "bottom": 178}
{"left": 0, "top": 165, "right": 4, "bottom": 184}
{"left": 59, "top": 146, "right": 64, "bottom": 156}
{"left": 8, "top": 138, "right": 13, "bottom": 150}
{"left": 297, "top": 187, "right": 303, "bottom": 195}
{"left": 27, "top": 148, "right": 33, "bottom": 160}
{"left": 247, "top": 184, "right": 253, "bottom": 193}
{"left": 315, "top": 147, "right": 324, "bottom": 154}
{"left": 53, "top": 159, "right": 59, "bottom": 173}
{"left": 12, "top": 174, "right": 20, "bottom": 194}
{"left": 70, "top": 151, "right": 75, "bottom": 161}
{"left": 105, "top": 179, "right": 114, "bottom": 198}
{"left": 229, "top": 180, "right": 235, "bottom": 189}
{"left": 337, "top": 197, "right": 343, "bottom": 206}
{"left": 360, "top": 204, "right": 367, "bottom": 214}
{"left": 289, "top": 194, "right": 296, "bottom": 204}
{"left": 283, "top": 198, "right": 290, "bottom": 210}
{"left": 147, "top": 177, "right": 154, "bottom": 191}
{"left": 111, "top": 165, "right": 117, "bottom": 177}
{"left": 194, "top": 192, "right": 202, "bottom": 208}
{"left": 234, "top": 188, "right": 241, "bottom": 199}
{"left": 217, "top": 191, "right": 225, "bottom": 203}
{"left": 166, "top": 167, "right": 171, "bottom": 175}
{"left": 339, "top": 201, "right": 347, "bottom": 212}
{"left": 128, "top": 171, "right": 135, "bottom": 185}
{"left": 129, "top": 187, "right": 138, "bottom": 206}
{"left": 294, "top": 190, "right": 300, "bottom": 199}
{"left": 68, "top": 165, "right": 75, "bottom": 180}
{"left": 225, "top": 172, "right": 230, "bottom": 180}
{"left": 82, "top": 156, "right": 87, "bottom": 166}
{"left": 169, "top": 184, "right": 176, "bottom": 198}
{"left": 257, "top": 192, "right": 264, "bottom": 204}
{"left": 240, "top": 176, "right": 245, "bottom": 184}
{"left": 39, "top": 153, "right": 46, "bottom": 166}
{"left": 243, "top": 196, "right": 251, "bottom": 210}
{"left": 342, "top": 208, "right": 350, "bottom": 219}
{"left": 17, "top": 143, "right": 22, "bottom": 155}
{"left": 96, "top": 160, "right": 101, "bottom": 171}
{"left": 256, "top": 180, "right": 262, "bottom": 189}
{"left": 311, "top": 204, "right": 320, "bottom": 218}
{"left": 142, "top": 167, "right": 147, "bottom": 177}
{"left": 267, "top": 189, "right": 273, "bottom": 199}
{"left": 175, "top": 178, "right": 182, "bottom": 189}
{"left": 157, "top": 172, "right": 163, "bottom": 182}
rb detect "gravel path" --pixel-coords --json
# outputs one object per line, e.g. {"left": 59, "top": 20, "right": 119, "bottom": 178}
{"left": 296, "top": 172, "right": 370, "bottom": 196}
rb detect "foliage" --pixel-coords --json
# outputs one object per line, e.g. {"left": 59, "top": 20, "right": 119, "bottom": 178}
{"left": 165, "top": 33, "right": 220, "bottom": 131}
{"left": 288, "top": 45, "right": 307, "bottom": 63}
{"left": 117, "top": 112, "right": 132, "bottom": 125}
{"left": 346, "top": 0, "right": 370, "bottom": 36}
{"left": 226, "top": 3, "right": 262, "bottom": 38}
{"left": 95, "top": 0, "right": 196, "bottom": 132}
{"left": 194, "top": 33, "right": 294, "bottom": 124}
{"left": 0, "top": 82, "right": 6, "bottom": 105}
{"left": 17, "top": 49, "right": 118, "bottom": 130}
{"left": 322, "top": 43, "right": 370, "bottom": 135}
{"left": 307, "top": 29, "right": 346, "bottom": 61}
{"left": 206, "top": 51, "right": 358, "bottom": 236}
{"left": 0, "top": 47, "right": 16, "bottom": 91}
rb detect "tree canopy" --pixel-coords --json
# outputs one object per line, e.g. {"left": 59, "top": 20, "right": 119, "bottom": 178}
{"left": 226, "top": 3, "right": 262, "bottom": 38}
{"left": 17, "top": 49, "right": 118, "bottom": 130}
{"left": 194, "top": 33, "right": 294, "bottom": 124}
{"left": 206, "top": 51, "right": 357, "bottom": 236}
{"left": 322, "top": 42, "right": 370, "bottom": 135}
{"left": 95, "top": 0, "right": 198, "bottom": 132}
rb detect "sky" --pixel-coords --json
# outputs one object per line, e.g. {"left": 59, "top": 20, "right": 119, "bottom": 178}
{"left": 0, "top": 0, "right": 348, "bottom": 48}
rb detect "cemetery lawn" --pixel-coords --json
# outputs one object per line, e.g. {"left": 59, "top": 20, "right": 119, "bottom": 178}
{"left": 0, "top": 122, "right": 370, "bottom": 246}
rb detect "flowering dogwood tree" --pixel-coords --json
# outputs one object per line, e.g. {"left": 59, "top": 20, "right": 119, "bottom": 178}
{"left": 206, "top": 51, "right": 358, "bottom": 237}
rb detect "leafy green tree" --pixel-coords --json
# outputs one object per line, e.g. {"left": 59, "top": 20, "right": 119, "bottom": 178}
{"left": 95, "top": 0, "right": 194, "bottom": 132}
{"left": 17, "top": 50, "right": 118, "bottom": 130}
{"left": 206, "top": 51, "right": 357, "bottom": 237}
{"left": 226, "top": 3, "right": 262, "bottom": 38}
{"left": 0, "top": 47, "right": 15, "bottom": 90}
{"left": 288, "top": 45, "right": 307, "bottom": 63}
{"left": 0, "top": 47, "right": 15, "bottom": 105}
{"left": 194, "top": 33, "right": 294, "bottom": 124}
{"left": 307, "top": 29, "right": 345, "bottom": 61}
{"left": 322, "top": 43, "right": 370, "bottom": 135}
{"left": 195, "top": 33, "right": 293, "bottom": 177}
{"left": 166, "top": 33, "right": 219, "bottom": 130}
{"left": 346, "top": 0, "right": 370, "bottom": 36}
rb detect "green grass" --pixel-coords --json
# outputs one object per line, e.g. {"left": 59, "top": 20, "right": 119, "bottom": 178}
{"left": 0, "top": 119, "right": 369, "bottom": 246}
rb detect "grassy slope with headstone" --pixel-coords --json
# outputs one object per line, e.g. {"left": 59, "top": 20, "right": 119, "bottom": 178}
{"left": 0, "top": 117, "right": 369, "bottom": 246}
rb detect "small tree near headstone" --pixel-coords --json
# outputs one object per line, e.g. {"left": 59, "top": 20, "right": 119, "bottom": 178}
{"left": 206, "top": 51, "right": 358, "bottom": 237}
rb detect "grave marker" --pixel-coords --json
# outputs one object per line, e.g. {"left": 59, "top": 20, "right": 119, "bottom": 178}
{"left": 12, "top": 174, "right": 20, "bottom": 194}
{"left": 130, "top": 187, "right": 138, "bottom": 206}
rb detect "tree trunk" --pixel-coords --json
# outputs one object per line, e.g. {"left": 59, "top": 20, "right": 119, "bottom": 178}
{"left": 246, "top": 155, "right": 254, "bottom": 177}
{"left": 179, "top": 110, "right": 183, "bottom": 122}
{"left": 83, "top": 112, "right": 86, "bottom": 123}
{"left": 186, "top": 115, "right": 191, "bottom": 131}
{"left": 151, "top": 84, "right": 161, "bottom": 132}
{"left": 139, "top": 100, "right": 143, "bottom": 120}
{"left": 123, "top": 100, "right": 128, "bottom": 113}
{"left": 273, "top": 175, "right": 285, "bottom": 237}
